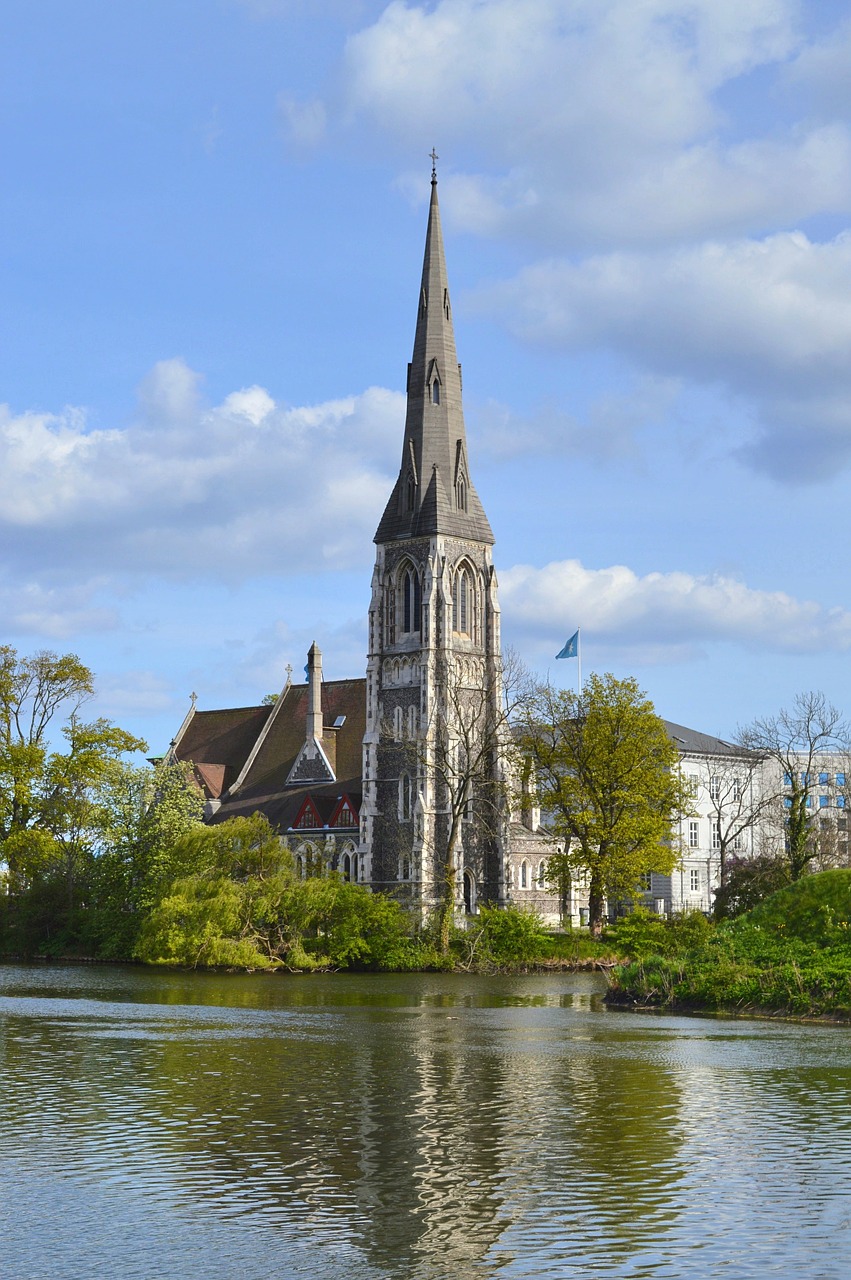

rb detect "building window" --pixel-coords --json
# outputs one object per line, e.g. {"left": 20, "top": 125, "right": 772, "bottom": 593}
{"left": 639, "top": 872, "right": 652, "bottom": 891}
{"left": 689, "top": 868, "right": 700, "bottom": 892}
{"left": 393, "top": 706, "right": 403, "bottom": 740}
{"left": 783, "top": 772, "right": 792, "bottom": 786}
{"left": 819, "top": 772, "right": 830, "bottom": 785}
{"left": 838, "top": 773, "right": 846, "bottom": 788}
{"left": 407, "top": 705, "right": 418, "bottom": 738}
{"left": 732, "top": 777, "right": 743, "bottom": 801}
{"left": 688, "top": 773, "right": 699, "bottom": 796}
{"left": 520, "top": 860, "right": 528, "bottom": 888}
{"left": 457, "top": 476, "right": 467, "bottom": 511}
{"left": 709, "top": 776, "right": 721, "bottom": 801}
{"left": 406, "top": 473, "right": 415, "bottom": 512}
{"left": 801, "top": 772, "right": 809, "bottom": 786}
{"left": 820, "top": 795, "right": 830, "bottom": 808}
{"left": 784, "top": 796, "right": 793, "bottom": 808}
{"left": 399, "top": 772, "right": 412, "bottom": 821}
{"left": 711, "top": 821, "right": 721, "bottom": 850}
{"left": 401, "top": 567, "right": 421, "bottom": 634}
{"left": 432, "top": 379, "right": 440, "bottom": 404}
{"left": 688, "top": 820, "right": 699, "bottom": 848}
{"left": 806, "top": 796, "right": 813, "bottom": 808}
{"left": 538, "top": 861, "right": 547, "bottom": 888}
{"left": 838, "top": 796, "right": 846, "bottom": 809}
{"left": 452, "top": 564, "right": 476, "bottom": 638}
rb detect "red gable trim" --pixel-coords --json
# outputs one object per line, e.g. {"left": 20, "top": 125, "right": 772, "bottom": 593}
{"left": 329, "top": 794, "right": 359, "bottom": 827}
{"left": 291, "top": 795, "right": 323, "bottom": 830}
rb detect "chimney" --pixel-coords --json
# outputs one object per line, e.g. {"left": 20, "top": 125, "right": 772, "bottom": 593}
{"left": 307, "top": 642, "right": 323, "bottom": 743}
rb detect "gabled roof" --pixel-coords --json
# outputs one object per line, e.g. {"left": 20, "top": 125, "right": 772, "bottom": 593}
{"left": 172, "top": 678, "right": 366, "bottom": 833}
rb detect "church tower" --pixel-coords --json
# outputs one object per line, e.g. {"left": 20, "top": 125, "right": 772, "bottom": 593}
{"left": 360, "top": 166, "right": 507, "bottom": 916}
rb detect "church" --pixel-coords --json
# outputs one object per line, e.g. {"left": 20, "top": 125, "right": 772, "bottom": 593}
{"left": 168, "top": 169, "right": 560, "bottom": 922}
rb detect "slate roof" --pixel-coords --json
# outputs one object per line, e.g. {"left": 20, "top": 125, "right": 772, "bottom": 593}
{"left": 375, "top": 177, "right": 493, "bottom": 545}
{"left": 664, "top": 720, "right": 755, "bottom": 757}
{"left": 173, "top": 678, "right": 366, "bottom": 833}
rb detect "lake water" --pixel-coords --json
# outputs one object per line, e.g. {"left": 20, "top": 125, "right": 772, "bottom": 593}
{"left": 1, "top": 965, "right": 850, "bottom": 1280}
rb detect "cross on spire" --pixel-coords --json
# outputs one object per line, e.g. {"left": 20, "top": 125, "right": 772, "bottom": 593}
{"left": 430, "top": 147, "right": 438, "bottom": 181}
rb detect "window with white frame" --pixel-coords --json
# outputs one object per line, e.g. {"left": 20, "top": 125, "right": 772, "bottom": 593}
{"left": 688, "top": 773, "right": 699, "bottom": 796}
{"left": 709, "top": 776, "right": 721, "bottom": 801}
{"left": 520, "top": 860, "right": 528, "bottom": 889}
{"left": 688, "top": 820, "right": 699, "bottom": 848}
{"left": 732, "top": 777, "right": 743, "bottom": 802}
{"left": 711, "top": 821, "right": 721, "bottom": 850}
{"left": 689, "top": 867, "right": 700, "bottom": 892}
{"left": 538, "top": 861, "right": 547, "bottom": 888}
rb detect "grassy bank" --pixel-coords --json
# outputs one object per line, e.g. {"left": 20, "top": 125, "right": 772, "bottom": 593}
{"left": 605, "top": 870, "right": 851, "bottom": 1020}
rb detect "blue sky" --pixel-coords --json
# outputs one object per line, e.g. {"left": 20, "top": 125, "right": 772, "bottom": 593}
{"left": 5, "top": 0, "right": 851, "bottom": 753}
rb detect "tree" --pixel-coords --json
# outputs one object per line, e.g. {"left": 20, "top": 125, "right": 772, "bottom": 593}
{"left": 523, "top": 673, "right": 691, "bottom": 935}
{"left": 0, "top": 646, "right": 95, "bottom": 885}
{"left": 739, "top": 691, "right": 848, "bottom": 881}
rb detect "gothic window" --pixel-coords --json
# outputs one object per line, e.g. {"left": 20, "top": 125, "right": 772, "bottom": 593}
{"left": 399, "top": 772, "right": 412, "bottom": 821}
{"left": 400, "top": 565, "right": 422, "bottom": 635}
{"left": 406, "top": 473, "right": 416, "bottom": 512}
{"left": 393, "top": 706, "right": 403, "bottom": 740}
{"left": 456, "top": 475, "right": 467, "bottom": 511}
{"left": 452, "top": 564, "right": 475, "bottom": 637}
{"left": 342, "top": 853, "right": 351, "bottom": 882}
{"left": 538, "top": 861, "right": 547, "bottom": 888}
{"left": 385, "top": 586, "right": 396, "bottom": 645}
{"left": 407, "top": 705, "right": 418, "bottom": 738}
{"left": 520, "top": 860, "right": 528, "bottom": 889}
{"left": 401, "top": 857, "right": 411, "bottom": 880}
{"left": 432, "top": 379, "right": 440, "bottom": 404}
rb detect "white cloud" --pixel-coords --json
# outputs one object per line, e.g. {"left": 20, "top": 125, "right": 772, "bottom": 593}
{"left": 0, "top": 577, "right": 119, "bottom": 639}
{"left": 278, "top": 93, "right": 328, "bottom": 150}
{"left": 343, "top": 0, "right": 849, "bottom": 246}
{"left": 500, "top": 558, "right": 851, "bottom": 660}
{"left": 0, "top": 361, "right": 404, "bottom": 580}
{"left": 469, "top": 377, "right": 679, "bottom": 462}
{"left": 474, "top": 229, "right": 851, "bottom": 479}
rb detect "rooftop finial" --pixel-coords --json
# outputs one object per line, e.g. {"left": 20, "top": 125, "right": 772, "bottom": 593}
{"left": 430, "top": 147, "right": 438, "bottom": 183}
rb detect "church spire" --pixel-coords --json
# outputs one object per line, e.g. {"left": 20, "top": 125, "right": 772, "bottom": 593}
{"left": 375, "top": 166, "right": 494, "bottom": 545}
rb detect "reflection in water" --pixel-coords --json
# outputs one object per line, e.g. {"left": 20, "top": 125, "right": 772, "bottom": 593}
{"left": 2, "top": 967, "right": 851, "bottom": 1279}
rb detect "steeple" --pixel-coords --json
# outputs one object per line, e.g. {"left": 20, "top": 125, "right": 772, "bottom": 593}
{"left": 375, "top": 168, "right": 494, "bottom": 544}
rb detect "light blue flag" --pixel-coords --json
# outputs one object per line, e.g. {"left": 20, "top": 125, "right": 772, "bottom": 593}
{"left": 556, "top": 630, "right": 579, "bottom": 660}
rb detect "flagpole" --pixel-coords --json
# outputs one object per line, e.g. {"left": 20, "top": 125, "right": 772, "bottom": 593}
{"left": 577, "top": 627, "right": 582, "bottom": 697}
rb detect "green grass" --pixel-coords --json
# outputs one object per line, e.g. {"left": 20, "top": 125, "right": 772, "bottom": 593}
{"left": 606, "top": 871, "right": 851, "bottom": 1020}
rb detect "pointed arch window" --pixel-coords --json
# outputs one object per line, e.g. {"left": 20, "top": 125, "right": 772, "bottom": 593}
{"left": 456, "top": 475, "right": 467, "bottom": 511}
{"left": 453, "top": 565, "right": 472, "bottom": 636}
{"left": 399, "top": 772, "right": 413, "bottom": 821}
{"left": 432, "top": 379, "right": 440, "bottom": 404}
{"left": 401, "top": 565, "right": 422, "bottom": 635}
{"left": 406, "top": 472, "right": 416, "bottom": 512}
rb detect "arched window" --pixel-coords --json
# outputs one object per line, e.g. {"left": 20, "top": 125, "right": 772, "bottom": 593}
{"left": 401, "top": 857, "right": 411, "bottom": 880}
{"left": 432, "top": 379, "right": 440, "bottom": 404}
{"left": 453, "top": 565, "right": 473, "bottom": 636}
{"left": 342, "top": 853, "right": 351, "bottom": 882}
{"left": 393, "top": 706, "right": 403, "bottom": 740}
{"left": 407, "top": 704, "right": 418, "bottom": 738}
{"left": 401, "top": 566, "right": 421, "bottom": 635}
{"left": 399, "top": 772, "right": 412, "bottom": 821}
{"left": 520, "top": 860, "right": 528, "bottom": 889}
{"left": 457, "top": 476, "right": 467, "bottom": 511}
{"left": 538, "top": 861, "right": 548, "bottom": 889}
{"left": 406, "top": 473, "right": 416, "bottom": 512}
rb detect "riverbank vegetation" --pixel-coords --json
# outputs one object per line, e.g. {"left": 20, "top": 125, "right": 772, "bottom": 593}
{"left": 606, "top": 870, "right": 851, "bottom": 1019}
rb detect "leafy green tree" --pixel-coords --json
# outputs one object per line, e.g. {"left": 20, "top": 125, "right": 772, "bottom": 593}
{"left": 136, "top": 814, "right": 430, "bottom": 971}
{"left": 0, "top": 646, "right": 95, "bottom": 887}
{"left": 523, "top": 673, "right": 691, "bottom": 935}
